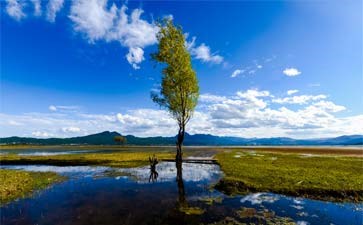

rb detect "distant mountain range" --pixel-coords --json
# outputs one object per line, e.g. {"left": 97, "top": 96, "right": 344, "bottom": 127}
{"left": 1, "top": 131, "right": 362, "bottom": 146}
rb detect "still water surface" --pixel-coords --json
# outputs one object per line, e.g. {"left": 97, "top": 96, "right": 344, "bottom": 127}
{"left": 1, "top": 162, "right": 362, "bottom": 225}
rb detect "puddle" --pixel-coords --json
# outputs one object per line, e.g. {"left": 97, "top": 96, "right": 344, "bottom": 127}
{"left": 1, "top": 163, "right": 362, "bottom": 225}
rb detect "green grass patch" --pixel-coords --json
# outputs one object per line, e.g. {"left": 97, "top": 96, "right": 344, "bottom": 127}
{"left": 0, "top": 152, "right": 175, "bottom": 168}
{"left": 215, "top": 150, "right": 363, "bottom": 202}
{"left": 179, "top": 206, "right": 205, "bottom": 215}
{"left": 0, "top": 169, "right": 64, "bottom": 205}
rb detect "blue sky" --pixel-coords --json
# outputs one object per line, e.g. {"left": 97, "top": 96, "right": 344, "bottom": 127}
{"left": 1, "top": 0, "right": 362, "bottom": 138}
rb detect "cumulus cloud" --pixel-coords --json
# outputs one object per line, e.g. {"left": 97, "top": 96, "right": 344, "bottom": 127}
{"left": 46, "top": 0, "right": 64, "bottom": 22}
{"left": 49, "top": 105, "right": 57, "bottom": 111}
{"left": 232, "top": 59, "right": 267, "bottom": 78}
{"left": 69, "top": 2, "right": 158, "bottom": 69}
{"left": 116, "top": 109, "right": 176, "bottom": 136}
{"left": 61, "top": 126, "right": 81, "bottom": 133}
{"left": 272, "top": 94, "right": 327, "bottom": 104}
{"left": 196, "top": 90, "right": 356, "bottom": 137}
{"left": 310, "top": 101, "right": 346, "bottom": 112}
{"left": 191, "top": 43, "right": 223, "bottom": 64}
{"left": 32, "top": 131, "right": 51, "bottom": 138}
{"left": 0, "top": 93, "right": 361, "bottom": 139}
{"left": 31, "top": 0, "right": 41, "bottom": 16}
{"left": 308, "top": 83, "right": 321, "bottom": 87}
{"left": 4, "top": 0, "right": 222, "bottom": 69}
{"left": 48, "top": 105, "right": 80, "bottom": 112}
{"left": 283, "top": 68, "right": 301, "bottom": 76}
{"left": 0, "top": 93, "right": 360, "bottom": 139}
{"left": 287, "top": 89, "right": 299, "bottom": 95}
{"left": 186, "top": 36, "right": 223, "bottom": 64}
{"left": 69, "top": 0, "right": 117, "bottom": 40}
{"left": 126, "top": 47, "right": 144, "bottom": 69}
{"left": 199, "top": 94, "right": 227, "bottom": 103}
{"left": 5, "top": 0, "right": 26, "bottom": 21}
{"left": 231, "top": 69, "right": 244, "bottom": 78}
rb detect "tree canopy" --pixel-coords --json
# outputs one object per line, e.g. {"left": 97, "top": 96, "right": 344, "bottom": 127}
{"left": 151, "top": 19, "right": 199, "bottom": 161}
{"left": 151, "top": 20, "right": 199, "bottom": 131}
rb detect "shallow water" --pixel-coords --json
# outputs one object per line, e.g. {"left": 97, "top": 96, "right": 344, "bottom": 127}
{"left": 1, "top": 163, "right": 362, "bottom": 225}
{"left": 0, "top": 149, "right": 114, "bottom": 156}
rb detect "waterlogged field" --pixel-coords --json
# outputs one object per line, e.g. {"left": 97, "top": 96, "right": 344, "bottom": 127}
{"left": 215, "top": 150, "right": 363, "bottom": 202}
{"left": 0, "top": 169, "right": 64, "bottom": 205}
{"left": 0, "top": 146, "right": 362, "bottom": 225}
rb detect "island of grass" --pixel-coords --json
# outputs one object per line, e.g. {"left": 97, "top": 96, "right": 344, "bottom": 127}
{"left": 215, "top": 150, "right": 363, "bottom": 202}
{"left": 0, "top": 169, "right": 64, "bottom": 205}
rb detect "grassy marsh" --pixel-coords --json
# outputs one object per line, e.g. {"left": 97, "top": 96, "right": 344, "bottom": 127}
{"left": 1, "top": 146, "right": 362, "bottom": 203}
{"left": 215, "top": 150, "right": 363, "bottom": 202}
{"left": 0, "top": 152, "right": 175, "bottom": 168}
{"left": 0, "top": 169, "right": 64, "bottom": 205}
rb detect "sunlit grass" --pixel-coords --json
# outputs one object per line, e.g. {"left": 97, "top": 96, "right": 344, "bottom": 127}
{"left": 215, "top": 150, "right": 363, "bottom": 202}
{"left": 0, "top": 152, "right": 175, "bottom": 168}
{"left": 0, "top": 169, "right": 64, "bottom": 205}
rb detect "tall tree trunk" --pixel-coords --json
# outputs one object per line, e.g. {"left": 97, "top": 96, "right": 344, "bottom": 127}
{"left": 176, "top": 125, "right": 185, "bottom": 163}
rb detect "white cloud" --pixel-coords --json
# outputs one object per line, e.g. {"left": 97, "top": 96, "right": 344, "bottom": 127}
{"left": 191, "top": 43, "right": 223, "bottom": 64}
{"left": 308, "top": 83, "right": 321, "bottom": 87}
{"left": 32, "top": 131, "right": 51, "bottom": 138}
{"left": 272, "top": 94, "right": 327, "bottom": 105}
{"left": 49, "top": 105, "right": 57, "bottom": 111}
{"left": 116, "top": 109, "right": 176, "bottom": 136}
{"left": 48, "top": 105, "right": 80, "bottom": 112}
{"left": 231, "top": 69, "right": 243, "bottom": 78}
{"left": 310, "top": 101, "right": 346, "bottom": 113}
{"left": 69, "top": 2, "right": 159, "bottom": 69}
{"left": 186, "top": 36, "right": 223, "bottom": 64}
{"left": 31, "top": 0, "right": 41, "bottom": 16}
{"left": 199, "top": 94, "right": 227, "bottom": 103}
{"left": 8, "top": 120, "right": 23, "bottom": 126}
{"left": 61, "top": 126, "right": 81, "bottom": 133}
{"left": 248, "top": 70, "right": 256, "bottom": 74}
{"left": 232, "top": 58, "right": 269, "bottom": 77}
{"left": 287, "top": 89, "right": 299, "bottom": 95}
{"left": 46, "top": 0, "right": 64, "bottom": 22}
{"left": 126, "top": 47, "right": 144, "bottom": 69}
{"left": 69, "top": 0, "right": 117, "bottom": 41}
{"left": 237, "top": 89, "right": 270, "bottom": 98}
{"left": 283, "top": 68, "right": 301, "bottom": 76}
{"left": 0, "top": 93, "right": 361, "bottom": 138}
{"left": 4, "top": 1, "right": 218, "bottom": 69}
{"left": 5, "top": 0, "right": 26, "bottom": 21}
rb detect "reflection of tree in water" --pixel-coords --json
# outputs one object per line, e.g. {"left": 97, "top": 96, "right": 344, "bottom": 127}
{"left": 176, "top": 160, "right": 186, "bottom": 208}
{"left": 149, "top": 155, "right": 159, "bottom": 182}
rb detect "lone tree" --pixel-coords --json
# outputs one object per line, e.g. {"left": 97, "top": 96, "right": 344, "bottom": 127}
{"left": 114, "top": 135, "right": 127, "bottom": 145}
{"left": 151, "top": 20, "right": 199, "bottom": 163}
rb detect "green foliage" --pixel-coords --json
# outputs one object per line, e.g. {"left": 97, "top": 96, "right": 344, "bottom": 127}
{"left": 0, "top": 169, "right": 64, "bottom": 205}
{"left": 151, "top": 19, "right": 199, "bottom": 129}
{"left": 215, "top": 150, "right": 363, "bottom": 202}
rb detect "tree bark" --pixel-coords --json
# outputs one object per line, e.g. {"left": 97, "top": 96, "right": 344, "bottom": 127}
{"left": 176, "top": 125, "right": 185, "bottom": 163}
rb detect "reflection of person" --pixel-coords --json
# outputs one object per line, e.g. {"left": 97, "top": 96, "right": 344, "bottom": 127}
{"left": 149, "top": 155, "right": 159, "bottom": 182}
